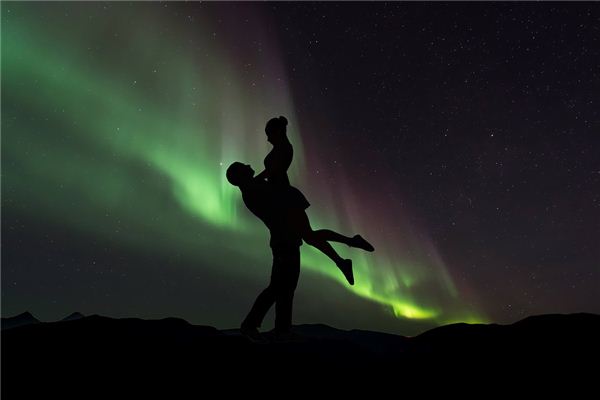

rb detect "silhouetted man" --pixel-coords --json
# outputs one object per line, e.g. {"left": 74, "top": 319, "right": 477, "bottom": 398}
{"left": 226, "top": 162, "right": 302, "bottom": 342}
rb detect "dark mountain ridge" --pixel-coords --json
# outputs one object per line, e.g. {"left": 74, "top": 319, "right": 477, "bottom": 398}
{"left": 2, "top": 312, "right": 598, "bottom": 393}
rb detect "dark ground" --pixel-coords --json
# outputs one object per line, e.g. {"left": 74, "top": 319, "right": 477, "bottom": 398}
{"left": 2, "top": 312, "right": 598, "bottom": 394}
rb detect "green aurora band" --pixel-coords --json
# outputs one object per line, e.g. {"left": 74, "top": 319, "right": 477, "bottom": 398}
{"left": 2, "top": 3, "right": 485, "bottom": 326}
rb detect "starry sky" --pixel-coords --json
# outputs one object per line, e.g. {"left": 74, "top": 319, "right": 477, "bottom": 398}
{"left": 2, "top": 2, "right": 599, "bottom": 335}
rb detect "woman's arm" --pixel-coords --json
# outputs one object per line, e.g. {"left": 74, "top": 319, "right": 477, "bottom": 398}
{"left": 255, "top": 169, "right": 270, "bottom": 181}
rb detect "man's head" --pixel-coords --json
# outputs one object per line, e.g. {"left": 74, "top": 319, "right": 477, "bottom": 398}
{"left": 226, "top": 162, "right": 255, "bottom": 187}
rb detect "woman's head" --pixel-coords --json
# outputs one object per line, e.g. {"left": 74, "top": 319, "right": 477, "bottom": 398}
{"left": 265, "top": 116, "right": 288, "bottom": 144}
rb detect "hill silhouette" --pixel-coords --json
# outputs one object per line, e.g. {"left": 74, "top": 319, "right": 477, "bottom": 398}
{"left": 2, "top": 312, "right": 598, "bottom": 394}
{"left": 61, "top": 311, "right": 85, "bottom": 321}
{"left": 1, "top": 311, "right": 40, "bottom": 330}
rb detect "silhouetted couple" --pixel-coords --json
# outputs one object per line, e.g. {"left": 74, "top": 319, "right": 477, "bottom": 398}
{"left": 226, "top": 116, "right": 374, "bottom": 342}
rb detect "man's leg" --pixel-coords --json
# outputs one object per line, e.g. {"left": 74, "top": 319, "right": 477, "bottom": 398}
{"left": 273, "top": 245, "right": 301, "bottom": 333}
{"left": 241, "top": 285, "right": 275, "bottom": 329}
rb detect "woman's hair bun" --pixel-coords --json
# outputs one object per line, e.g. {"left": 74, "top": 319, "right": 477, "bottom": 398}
{"left": 265, "top": 116, "right": 288, "bottom": 134}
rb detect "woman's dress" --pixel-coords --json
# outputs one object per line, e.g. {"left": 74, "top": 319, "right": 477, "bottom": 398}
{"left": 264, "top": 140, "right": 310, "bottom": 210}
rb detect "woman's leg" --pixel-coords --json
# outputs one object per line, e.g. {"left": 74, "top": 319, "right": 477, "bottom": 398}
{"left": 295, "top": 212, "right": 375, "bottom": 252}
{"left": 292, "top": 211, "right": 354, "bottom": 285}
{"left": 294, "top": 211, "right": 345, "bottom": 264}
{"left": 310, "top": 229, "right": 355, "bottom": 246}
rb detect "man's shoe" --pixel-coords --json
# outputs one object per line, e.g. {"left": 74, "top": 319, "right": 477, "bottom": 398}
{"left": 240, "top": 325, "right": 268, "bottom": 344}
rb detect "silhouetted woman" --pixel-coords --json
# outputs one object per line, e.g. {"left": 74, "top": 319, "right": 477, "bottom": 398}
{"left": 255, "top": 116, "right": 374, "bottom": 285}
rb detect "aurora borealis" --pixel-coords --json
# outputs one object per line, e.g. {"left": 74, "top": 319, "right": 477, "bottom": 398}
{"left": 3, "top": 2, "right": 598, "bottom": 335}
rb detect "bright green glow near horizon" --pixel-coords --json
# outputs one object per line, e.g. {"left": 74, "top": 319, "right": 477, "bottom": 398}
{"left": 2, "top": 4, "right": 485, "bottom": 326}
{"left": 300, "top": 247, "right": 439, "bottom": 319}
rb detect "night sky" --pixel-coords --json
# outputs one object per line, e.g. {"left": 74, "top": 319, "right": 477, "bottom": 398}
{"left": 2, "top": 2, "right": 599, "bottom": 335}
